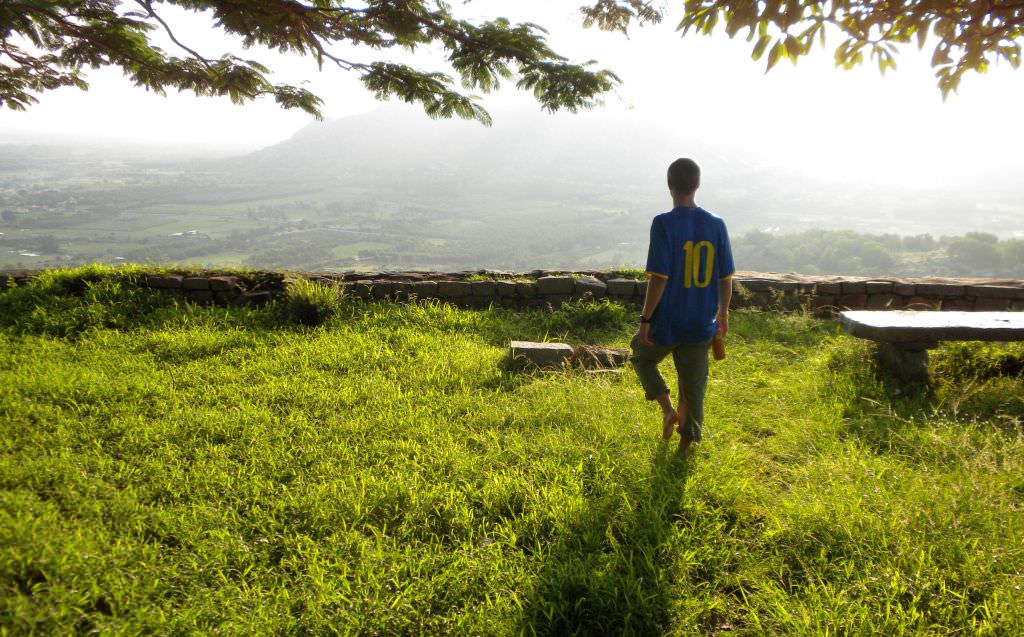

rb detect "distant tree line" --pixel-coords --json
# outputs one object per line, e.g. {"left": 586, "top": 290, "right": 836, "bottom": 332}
{"left": 735, "top": 230, "right": 1024, "bottom": 278}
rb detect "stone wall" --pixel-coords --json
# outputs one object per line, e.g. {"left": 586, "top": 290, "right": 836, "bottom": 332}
{"left": 2, "top": 268, "right": 1023, "bottom": 314}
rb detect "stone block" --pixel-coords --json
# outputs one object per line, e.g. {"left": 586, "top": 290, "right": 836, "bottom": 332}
{"left": 544, "top": 294, "right": 571, "bottom": 306}
{"left": 893, "top": 283, "right": 916, "bottom": 296}
{"left": 605, "top": 278, "right": 637, "bottom": 296}
{"left": 865, "top": 281, "right": 894, "bottom": 294}
{"left": 867, "top": 294, "right": 897, "bottom": 310}
{"left": 570, "top": 345, "right": 631, "bottom": 370}
{"left": 516, "top": 281, "right": 538, "bottom": 297}
{"left": 574, "top": 276, "right": 607, "bottom": 298}
{"left": 208, "top": 276, "right": 240, "bottom": 291}
{"left": 471, "top": 280, "right": 497, "bottom": 297}
{"left": 810, "top": 295, "right": 836, "bottom": 316}
{"left": 437, "top": 281, "right": 471, "bottom": 298}
{"left": 462, "top": 297, "right": 492, "bottom": 308}
{"left": 147, "top": 274, "right": 184, "bottom": 289}
{"left": 637, "top": 280, "right": 648, "bottom": 298}
{"left": 941, "top": 297, "right": 973, "bottom": 311}
{"left": 189, "top": 290, "right": 214, "bottom": 303}
{"left": 1012, "top": 301, "right": 1024, "bottom": 311}
{"left": 876, "top": 343, "right": 931, "bottom": 384}
{"left": 213, "top": 291, "right": 236, "bottom": 305}
{"left": 747, "top": 292, "right": 772, "bottom": 309}
{"left": 739, "top": 279, "right": 774, "bottom": 292}
{"left": 971, "top": 285, "right": 1020, "bottom": 299}
{"left": 779, "top": 295, "right": 805, "bottom": 311}
{"left": 182, "top": 276, "right": 210, "bottom": 290}
{"left": 838, "top": 294, "right": 868, "bottom": 310}
{"left": 536, "top": 276, "right": 575, "bottom": 295}
{"left": 974, "top": 297, "right": 1009, "bottom": 311}
{"left": 815, "top": 281, "right": 842, "bottom": 295}
{"left": 841, "top": 281, "right": 867, "bottom": 294}
{"left": 508, "top": 341, "right": 574, "bottom": 370}
{"left": 729, "top": 292, "right": 750, "bottom": 308}
{"left": 916, "top": 283, "right": 965, "bottom": 297}
{"left": 351, "top": 280, "right": 374, "bottom": 299}
{"left": 412, "top": 281, "right": 438, "bottom": 298}
{"left": 903, "top": 296, "right": 939, "bottom": 310}
{"left": 768, "top": 281, "right": 801, "bottom": 293}
{"left": 496, "top": 281, "right": 518, "bottom": 298}
{"left": 372, "top": 282, "right": 396, "bottom": 299}
{"left": 247, "top": 292, "right": 276, "bottom": 309}
{"left": 391, "top": 282, "right": 411, "bottom": 301}
{"left": 838, "top": 310, "right": 1024, "bottom": 343}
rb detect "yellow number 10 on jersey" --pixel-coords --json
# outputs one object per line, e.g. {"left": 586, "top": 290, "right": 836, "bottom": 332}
{"left": 683, "top": 240, "right": 715, "bottom": 288}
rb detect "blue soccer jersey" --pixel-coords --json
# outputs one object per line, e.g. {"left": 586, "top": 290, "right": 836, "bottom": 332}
{"left": 645, "top": 206, "right": 735, "bottom": 344}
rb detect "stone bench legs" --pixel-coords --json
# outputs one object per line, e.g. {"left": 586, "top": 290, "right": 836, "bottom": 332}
{"left": 875, "top": 341, "right": 936, "bottom": 383}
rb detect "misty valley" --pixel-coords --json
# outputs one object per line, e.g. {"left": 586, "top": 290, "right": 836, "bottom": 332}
{"left": 3, "top": 109, "right": 1023, "bottom": 277}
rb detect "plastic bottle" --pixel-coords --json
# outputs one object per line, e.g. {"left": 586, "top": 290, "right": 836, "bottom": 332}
{"left": 712, "top": 335, "right": 726, "bottom": 361}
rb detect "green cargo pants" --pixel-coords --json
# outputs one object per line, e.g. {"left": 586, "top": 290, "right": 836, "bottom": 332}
{"left": 630, "top": 334, "right": 711, "bottom": 443}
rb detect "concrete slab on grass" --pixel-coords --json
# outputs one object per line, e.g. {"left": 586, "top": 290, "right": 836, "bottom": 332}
{"left": 571, "top": 345, "right": 630, "bottom": 369}
{"left": 841, "top": 310, "right": 1024, "bottom": 382}
{"left": 509, "top": 341, "right": 574, "bottom": 370}
{"left": 841, "top": 311, "right": 1024, "bottom": 343}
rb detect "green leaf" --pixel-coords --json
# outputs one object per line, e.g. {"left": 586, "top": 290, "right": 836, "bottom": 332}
{"left": 766, "top": 41, "right": 783, "bottom": 72}
{"left": 931, "top": 46, "right": 952, "bottom": 67}
{"left": 916, "top": 24, "right": 929, "bottom": 50}
{"left": 784, "top": 34, "right": 802, "bottom": 60}
{"left": 751, "top": 34, "right": 772, "bottom": 60}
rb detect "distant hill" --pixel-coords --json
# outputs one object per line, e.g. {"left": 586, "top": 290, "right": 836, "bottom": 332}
{"left": 232, "top": 106, "right": 717, "bottom": 204}
{"left": 2, "top": 105, "right": 1022, "bottom": 272}
{"left": 227, "top": 105, "right": 1024, "bottom": 239}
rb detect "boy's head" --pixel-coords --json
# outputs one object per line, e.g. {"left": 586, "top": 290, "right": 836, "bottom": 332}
{"left": 667, "top": 158, "right": 700, "bottom": 196}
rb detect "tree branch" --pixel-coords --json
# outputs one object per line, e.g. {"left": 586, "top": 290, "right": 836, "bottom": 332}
{"left": 137, "top": 0, "right": 217, "bottom": 71}
{"left": 0, "top": 41, "right": 34, "bottom": 67}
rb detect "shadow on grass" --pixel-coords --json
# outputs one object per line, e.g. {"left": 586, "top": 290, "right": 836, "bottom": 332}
{"left": 826, "top": 337, "right": 1024, "bottom": 459}
{"left": 517, "top": 447, "right": 693, "bottom": 636}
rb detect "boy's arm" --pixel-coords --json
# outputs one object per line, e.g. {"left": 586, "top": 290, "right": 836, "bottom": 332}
{"left": 717, "top": 277, "right": 733, "bottom": 337}
{"left": 638, "top": 275, "right": 668, "bottom": 346}
{"left": 716, "top": 218, "right": 735, "bottom": 338}
{"left": 641, "top": 275, "right": 668, "bottom": 321}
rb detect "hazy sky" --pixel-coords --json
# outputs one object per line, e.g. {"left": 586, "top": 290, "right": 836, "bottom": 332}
{"left": 2, "top": 1, "right": 1022, "bottom": 187}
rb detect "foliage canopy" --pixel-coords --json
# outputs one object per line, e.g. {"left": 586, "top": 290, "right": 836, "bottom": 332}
{"left": 585, "top": 0, "right": 1024, "bottom": 97}
{"left": 3, "top": 1, "right": 1021, "bottom": 121}
{"left": 1, "top": 0, "right": 621, "bottom": 123}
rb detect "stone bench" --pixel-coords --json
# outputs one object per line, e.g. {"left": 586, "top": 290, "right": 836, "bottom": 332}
{"left": 839, "top": 310, "right": 1024, "bottom": 382}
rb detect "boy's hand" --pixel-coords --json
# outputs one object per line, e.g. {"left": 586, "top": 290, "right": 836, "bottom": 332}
{"left": 716, "top": 313, "right": 729, "bottom": 338}
{"left": 637, "top": 322, "right": 655, "bottom": 346}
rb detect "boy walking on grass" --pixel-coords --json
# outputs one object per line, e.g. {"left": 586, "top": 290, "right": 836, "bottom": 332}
{"left": 631, "top": 158, "right": 735, "bottom": 453}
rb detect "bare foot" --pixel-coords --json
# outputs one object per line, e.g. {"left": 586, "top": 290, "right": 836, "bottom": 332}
{"left": 662, "top": 410, "right": 679, "bottom": 441}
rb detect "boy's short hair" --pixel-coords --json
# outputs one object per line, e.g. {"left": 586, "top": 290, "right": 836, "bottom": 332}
{"left": 667, "top": 158, "right": 700, "bottom": 195}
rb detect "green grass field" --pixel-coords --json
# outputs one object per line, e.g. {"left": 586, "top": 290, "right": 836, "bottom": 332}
{"left": 1, "top": 267, "right": 1023, "bottom": 635}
